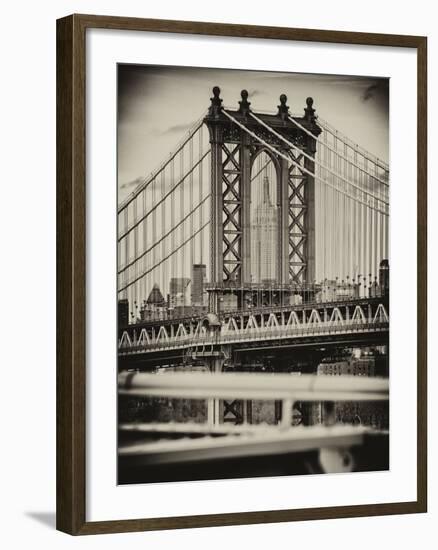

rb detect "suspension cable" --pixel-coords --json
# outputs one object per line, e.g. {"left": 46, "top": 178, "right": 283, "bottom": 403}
{"left": 222, "top": 110, "right": 388, "bottom": 217}
{"left": 249, "top": 111, "right": 388, "bottom": 205}
{"left": 118, "top": 222, "right": 209, "bottom": 294}
{"left": 118, "top": 150, "right": 210, "bottom": 242}
{"left": 119, "top": 195, "right": 211, "bottom": 274}
{"left": 118, "top": 116, "right": 205, "bottom": 213}
{"left": 318, "top": 115, "right": 389, "bottom": 172}
{"left": 287, "top": 114, "right": 389, "bottom": 186}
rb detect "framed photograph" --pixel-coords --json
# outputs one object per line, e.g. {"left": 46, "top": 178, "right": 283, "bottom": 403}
{"left": 56, "top": 14, "right": 427, "bottom": 535}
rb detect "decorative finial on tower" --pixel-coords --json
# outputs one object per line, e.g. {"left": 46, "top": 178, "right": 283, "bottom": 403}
{"left": 238, "top": 89, "right": 251, "bottom": 116}
{"left": 304, "top": 97, "right": 316, "bottom": 122}
{"left": 277, "top": 94, "right": 290, "bottom": 121}
{"left": 208, "top": 86, "right": 223, "bottom": 118}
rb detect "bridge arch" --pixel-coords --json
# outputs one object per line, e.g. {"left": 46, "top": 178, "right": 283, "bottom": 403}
{"left": 250, "top": 145, "right": 282, "bottom": 174}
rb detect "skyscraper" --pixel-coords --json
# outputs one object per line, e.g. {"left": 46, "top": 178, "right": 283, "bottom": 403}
{"left": 379, "top": 259, "right": 389, "bottom": 295}
{"left": 169, "top": 277, "right": 191, "bottom": 308}
{"left": 140, "top": 283, "right": 167, "bottom": 320}
{"left": 251, "top": 175, "right": 278, "bottom": 282}
{"left": 117, "top": 299, "right": 129, "bottom": 327}
{"left": 192, "top": 264, "right": 207, "bottom": 306}
{"left": 146, "top": 283, "right": 166, "bottom": 307}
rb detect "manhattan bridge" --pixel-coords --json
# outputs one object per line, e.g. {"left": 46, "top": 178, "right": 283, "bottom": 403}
{"left": 117, "top": 87, "right": 389, "bottom": 482}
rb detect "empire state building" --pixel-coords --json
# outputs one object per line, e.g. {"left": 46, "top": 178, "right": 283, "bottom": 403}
{"left": 251, "top": 175, "right": 278, "bottom": 283}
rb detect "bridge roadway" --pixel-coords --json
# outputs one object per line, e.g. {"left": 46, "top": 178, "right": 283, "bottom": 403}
{"left": 118, "top": 297, "right": 389, "bottom": 365}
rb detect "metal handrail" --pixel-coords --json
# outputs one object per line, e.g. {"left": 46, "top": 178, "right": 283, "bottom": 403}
{"left": 119, "top": 371, "right": 388, "bottom": 403}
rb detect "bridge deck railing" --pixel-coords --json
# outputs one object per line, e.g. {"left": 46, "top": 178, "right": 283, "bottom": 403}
{"left": 119, "top": 319, "right": 389, "bottom": 353}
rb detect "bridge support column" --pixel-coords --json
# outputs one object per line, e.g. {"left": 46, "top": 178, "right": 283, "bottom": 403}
{"left": 301, "top": 402, "right": 322, "bottom": 426}
{"left": 204, "top": 346, "right": 232, "bottom": 426}
{"left": 279, "top": 156, "right": 290, "bottom": 285}
{"left": 241, "top": 132, "right": 252, "bottom": 285}
{"left": 299, "top": 353, "right": 323, "bottom": 426}
{"left": 209, "top": 121, "right": 224, "bottom": 314}
{"left": 206, "top": 356, "right": 224, "bottom": 427}
{"left": 322, "top": 401, "right": 336, "bottom": 426}
{"left": 304, "top": 140, "right": 316, "bottom": 284}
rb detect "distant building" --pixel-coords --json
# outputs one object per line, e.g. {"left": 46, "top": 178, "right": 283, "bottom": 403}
{"left": 317, "top": 350, "right": 389, "bottom": 428}
{"left": 140, "top": 283, "right": 167, "bottom": 320}
{"left": 379, "top": 259, "right": 389, "bottom": 295}
{"left": 336, "top": 282, "right": 360, "bottom": 299}
{"left": 169, "top": 277, "right": 191, "bottom": 295}
{"left": 222, "top": 293, "right": 238, "bottom": 311}
{"left": 317, "top": 350, "right": 382, "bottom": 377}
{"left": 369, "top": 279, "right": 381, "bottom": 298}
{"left": 290, "top": 293, "right": 303, "bottom": 306}
{"left": 316, "top": 280, "right": 359, "bottom": 302}
{"left": 317, "top": 357, "right": 351, "bottom": 376}
{"left": 368, "top": 260, "right": 390, "bottom": 298}
{"left": 191, "top": 264, "right": 207, "bottom": 306}
{"left": 169, "top": 277, "right": 191, "bottom": 308}
{"left": 118, "top": 299, "right": 129, "bottom": 327}
{"left": 146, "top": 283, "right": 166, "bottom": 307}
{"left": 251, "top": 175, "right": 278, "bottom": 282}
{"left": 317, "top": 280, "right": 337, "bottom": 302}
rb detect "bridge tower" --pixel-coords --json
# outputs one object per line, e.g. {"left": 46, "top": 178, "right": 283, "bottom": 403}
{"left": 204, "top": 87, "right": 322, "bottom": 314}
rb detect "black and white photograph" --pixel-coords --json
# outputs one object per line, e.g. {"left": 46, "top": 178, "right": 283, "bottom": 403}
{"left": 117, "top": 65, "right": 390, "bottom": 485}
{"left": 1, "top": 0, "right": 432, "bottom": 544}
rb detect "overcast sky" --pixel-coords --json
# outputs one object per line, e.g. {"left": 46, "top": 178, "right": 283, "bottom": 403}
{"left": 118, "top": 65, "right": 389, "bottom": 202}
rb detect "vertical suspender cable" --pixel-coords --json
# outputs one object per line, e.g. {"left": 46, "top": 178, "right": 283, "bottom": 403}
{"left": 133, "top": 198, "right": 138, "bottom": 320}
{"left": 339, "top": 138, "right": 344, "bottom": 280}
{"left": 316, "top": 144, "right": 321, "bottom": 282}
{"left": 190, "top": 132, "right": 194, "bottom": 296}
{"left": 322, "top": 132, "right": 327, "bottom": 282}
{"left": 142, "top": 190, "right": 147, "bottom": 314}
{"left": 378, "top": 163, "right": 383, "bottom": 265}
{"left": 361, "top": 157, "right": 366, "bottom": 293}
{"left": 384, "top": 167, "right": 388, "bottom": 261}
{"left": 152, "top": 173, "right": 157, "bottom": 312}
{"left": 124, "top": 207, "right": 129, "bottom": 307}
{"left": 332, "top": 137, "right": 338, "bottom": 280}
{"left": 374, "top": 163, "right": 378, "bottom": 278}
{"left": 327, "top": 144, "right": 332, "bottom": 281}
{"left": 345, "top": 142, "right": 351, "bottom": 279}
{"left": 333, "top": 138, "right": 339, "bottom": 281}
{"left": 365, "top": 158, "right": 372, "bottom": 281}
{"left": 170, "top": 156, "right": 175, "bottom": 288}
{"left": 180, "top": 140, "right": 185, "bottom": 301}
{"left": 199, "top": 126, "right": 204, "bottom": 266}
{"left": 354, "top": 150, "right": 360, "bottom": 285}
{"left": 161, "top": 168, "right": 166, "bottom": 309}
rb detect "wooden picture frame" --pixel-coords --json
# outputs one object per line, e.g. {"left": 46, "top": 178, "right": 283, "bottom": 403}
{"left": 57, "top": 13, "right": 427, "bottom": 535}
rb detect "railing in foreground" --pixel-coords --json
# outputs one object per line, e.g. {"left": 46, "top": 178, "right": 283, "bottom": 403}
{"left": 118, "top": 372, "right": 389, "bottom": 480}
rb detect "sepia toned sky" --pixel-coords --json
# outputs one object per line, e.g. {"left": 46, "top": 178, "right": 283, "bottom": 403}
{"left": 118, "top": 65, "right": 389, "bottom": 202}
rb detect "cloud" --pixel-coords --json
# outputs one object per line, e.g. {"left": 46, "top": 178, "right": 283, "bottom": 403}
{"left": 361, "top": 80, "right": 389, "bottom": 104}
{"left": 161, "top": 122, "right": 192, "bottom": 135}
{"left": 362, "top": 84, "right": 379, "bottom": 102}
{"left": 120, "top": 177, "right": 143, "bottom": 190}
